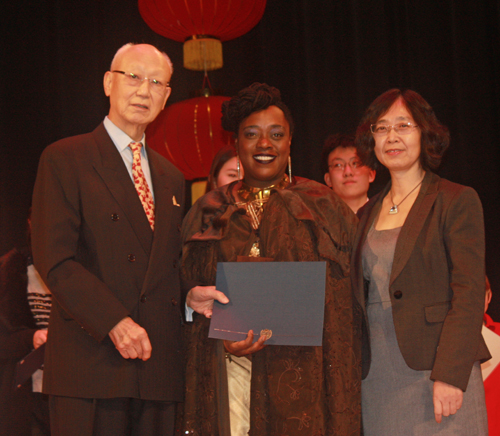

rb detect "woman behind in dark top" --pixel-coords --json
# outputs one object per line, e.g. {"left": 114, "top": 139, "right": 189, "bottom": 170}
{"left": 352, "top": 88, "right": 489, "bottom": 435}
{"left": 180, "top": 82, "right": 362, "bottom": 435}
{"left": 0, "top": 211, "right": 51, "bottom": 436}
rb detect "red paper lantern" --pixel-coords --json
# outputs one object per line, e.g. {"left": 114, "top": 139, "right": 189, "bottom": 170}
{"left": 138, "top": 0, "right": 267, "bottom": 70}
{"left": 146, "top": 95, "right": 233, "bottom": 180}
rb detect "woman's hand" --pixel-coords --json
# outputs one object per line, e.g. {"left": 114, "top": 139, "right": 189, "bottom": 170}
{"left": 433, "top": 380, "right": 463, "bottom": 423}
{"left": 224, "top": 330, "right": 267, "bottom": 357}
{"left": 33, "top": 329, "right": 48, "bottom": 349}
{"left": 186, "top": 285, "right": 229, "bottom": 318}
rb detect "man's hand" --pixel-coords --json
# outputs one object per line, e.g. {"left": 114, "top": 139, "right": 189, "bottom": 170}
{"left": 433, "top": 380, "right": 463, "bottom": 423}
{"left": 224, "top": 330, "right": 267, "bottom": 357}
{"left": 186, "top": 285, "right": 229, "bottom": 318}
{"left": 33, "top": 329, "right": 48, "bottom": 349}
{"left": 109, "top": 317, "right": 152, "bottom": 361}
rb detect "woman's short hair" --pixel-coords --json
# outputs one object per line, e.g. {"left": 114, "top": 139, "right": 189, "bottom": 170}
{"left": 206, "top": 145, "right": 238, "bottom": 193}
{"left": 221, "top": 82, "right": 294, "bottom": 136}
{"left": 355, "top": 89, "right": 450, "bottom": 171}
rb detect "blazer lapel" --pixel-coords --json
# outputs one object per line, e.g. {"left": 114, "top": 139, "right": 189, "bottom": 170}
{"left": 390, "top": 171, "right": 440, "bottom": 285}
{"left": 140, "top": 148, "right": 175, "bottom": 294}
{"left": 91, "top": 124, "right": 153, "bottom": 257}
{"left": 148, "top": 149, "right": 174, "bottom": 248}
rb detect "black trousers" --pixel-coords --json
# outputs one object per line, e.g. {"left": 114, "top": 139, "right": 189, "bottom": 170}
{"left": 32, "top": 393, "right": 51, "bottom": 436}
{"left": 49, "top": 396, "right": 176, "bottom": 436}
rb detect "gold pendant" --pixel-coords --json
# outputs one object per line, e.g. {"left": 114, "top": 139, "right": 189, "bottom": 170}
{"left": 249, "top": 241, "right": 260, "bottom": 257}
{"left": 389, "top": 205, "right": 398, "bottom": 214}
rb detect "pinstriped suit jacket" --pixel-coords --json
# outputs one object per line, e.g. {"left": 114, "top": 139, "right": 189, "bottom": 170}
{"left": 31, "top": 123, "right": 185, "bottom": 401}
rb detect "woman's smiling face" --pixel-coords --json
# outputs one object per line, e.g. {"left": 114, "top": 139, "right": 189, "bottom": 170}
{"left": 374, "top": 98, "right": 422, "bottom": 174}
{"left": 236, "top": 105, "right": 292, "bottom": 188}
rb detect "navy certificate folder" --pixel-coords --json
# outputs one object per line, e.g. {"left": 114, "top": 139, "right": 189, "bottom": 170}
{"left": 209, "top": 261, "right": 326, "bottom": 346}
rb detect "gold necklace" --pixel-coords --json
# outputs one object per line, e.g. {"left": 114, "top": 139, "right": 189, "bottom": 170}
{"left": 237, "top": 174, "right": 290, "bottom": 204}
{"left": 236, "top": 174, "right": 290, "bottom": 257}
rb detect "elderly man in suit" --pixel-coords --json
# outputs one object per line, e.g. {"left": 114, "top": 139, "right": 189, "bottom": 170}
{"left": 31, "top": 43, "right": 185, "bottom": 436}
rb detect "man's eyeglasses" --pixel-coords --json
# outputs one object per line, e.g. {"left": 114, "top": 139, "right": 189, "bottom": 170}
{"left": 329, "top": 158, "right": 364, "bottom": 172}
{"left": 370, "top": 122, "right": 418, "bottom": 135}
{"left": 112, "top": 70, "right": 170, "bottom": 93}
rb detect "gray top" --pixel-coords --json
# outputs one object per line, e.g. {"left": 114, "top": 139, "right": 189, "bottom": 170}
{"left": 362, "top": 225, "right": 401, "bottom": 304}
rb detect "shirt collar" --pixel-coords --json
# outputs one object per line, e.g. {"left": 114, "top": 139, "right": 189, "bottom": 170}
{"left": 103, "top": 116, "right": 146, "bottom": 153}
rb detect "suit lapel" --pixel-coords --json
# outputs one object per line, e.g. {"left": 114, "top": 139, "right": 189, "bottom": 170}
{"left": 91, "top": 124, "right": 153, "bottom": 257}
{"left": 148, "top": 148, "right": 174, "bottom": 248}
{"left": 140, "top": 148, "right": 175, "bottom": 295}
{"left": 390, "top": 171, "right": 439, "bottom": 285}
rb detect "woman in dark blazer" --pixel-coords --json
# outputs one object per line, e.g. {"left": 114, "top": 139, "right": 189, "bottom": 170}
{"left": 352, "top": 89, "right": 490, "bottom": 435}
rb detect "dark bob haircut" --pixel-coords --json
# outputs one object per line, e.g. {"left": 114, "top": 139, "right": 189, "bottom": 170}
{"left": 205, "top": 145, "right": 238, "bottom": 193}
{"left": 355, "top": 89, "right": 450, "bottom": 171}
{"left": 221, "top": 82, "right": 294, "bottom": 136}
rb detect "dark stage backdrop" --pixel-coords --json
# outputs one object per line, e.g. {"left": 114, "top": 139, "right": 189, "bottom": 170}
{"left": 1, "top": 0, "right": 499, "bottom": 317}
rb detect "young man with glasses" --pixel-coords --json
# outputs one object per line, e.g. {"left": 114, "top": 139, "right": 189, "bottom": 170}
{"left": 321, "top": 133, "right": 376, "bottom": 213}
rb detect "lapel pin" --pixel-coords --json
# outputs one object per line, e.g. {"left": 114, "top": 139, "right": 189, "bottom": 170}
{"left": 172, "top": 196, "right": 180, "bottom": 207}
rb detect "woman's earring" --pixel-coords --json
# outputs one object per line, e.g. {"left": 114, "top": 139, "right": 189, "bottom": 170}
{"left": 237, "top": 155, "right": 241, "bottom": 180}
{"left": 288, "top": 155, "right": 292, "bottom": 183}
